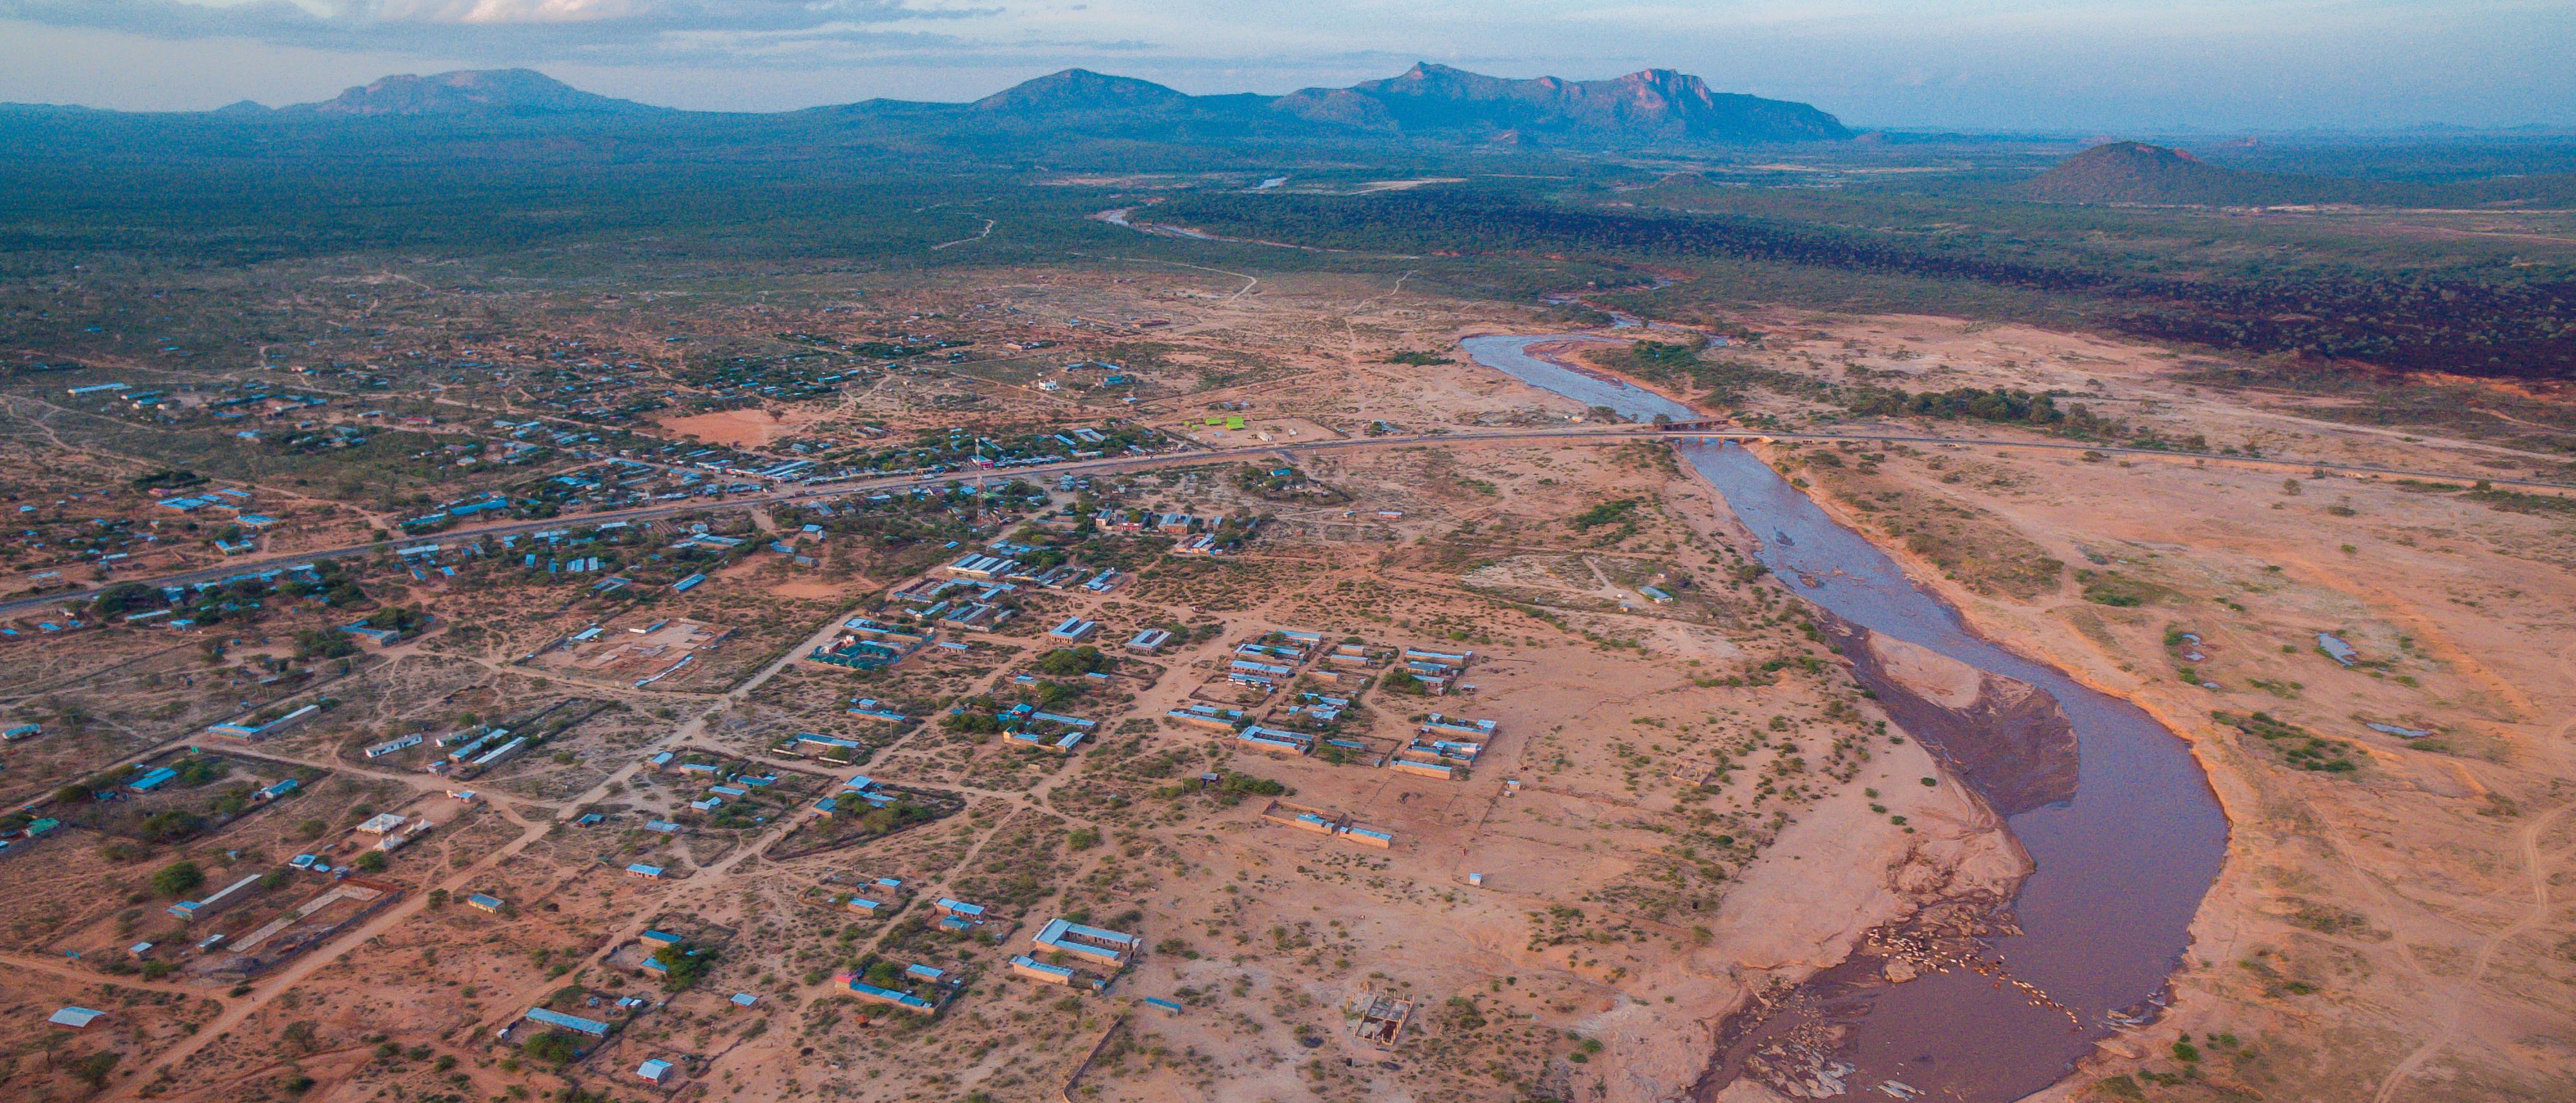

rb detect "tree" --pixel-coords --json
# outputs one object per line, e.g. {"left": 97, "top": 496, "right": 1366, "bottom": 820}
{"left": 141, "top": 811, "right": 206, "bottom": 842}
{"left": 72, "top": 1051, "right": 121, "bottom": 1088}
{"left": 651, "top": 942, "right": 716, "bottom": 991}
{"left": 151, "top": 860, "right": 204, "bottom": 898}
{"left": 353, "top": 851, "right": 387, "bottom": 874}
{"left": 521, "top": 1029, "right": 580, "bottom": 1064}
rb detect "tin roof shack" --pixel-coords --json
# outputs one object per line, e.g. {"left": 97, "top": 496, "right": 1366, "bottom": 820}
{"left": 49, "top": 1006, "right": 107, "bottom": 1030}
{"left": 167, "top": 871, "right": 268, "bottom": 923}
{"left": 1030, "top": 918, "right": 1140, "bottom": 974}
{"left": 521, "top": 1006, "right": 613, "bottom": 1038}
{"left": 837, "top": 958, "right": 963, "bottom": 1017}
{"left": 1325, "top": 642, "right": 1391, "bottom": 670}
{"left": 1236, "top": 725, "right": 1316, "bottom": 756}
{"left": 772, "top": 779, "right": 963, "bottom": 860}
{"left": 60, "top": 749, "right": 319, "bottom": 847}
{"left": 1166, "top": 703, "right": 1247, "bottom": 729}
{"left": 999, "top": 702, "right": 1097, "bottom": 754}
{"left": 205, "top": 702, "right": 323, "bottom": 740}
{"left": 1390, "top": 646, "right": 1473, "bottom": 694}
{"left": 1398, "top": 718, "right": 1487, "bottom": 780}
{"left": 1007, "top": 954, "right": 1105, "bottom": 991}
{"left": 1258, "top": 801, "right": 1396, "bottom": 849}
{"left": 1351, "top": 991, "right": 1415, "bottom": 1049}
{"left": 826, "top": 874, "right": 912, "bottom": 920}
{"left": 611, "top": 926, "right": 722, "bottom": 990}
{"left": 509, "top": 1001, "right": 635, "bottom": 1064}
{"left": 926, "top": 896, "right": 1017, "bottom": 942}
{"left": 808, "top": 632, "right": 911, "bottom": 671}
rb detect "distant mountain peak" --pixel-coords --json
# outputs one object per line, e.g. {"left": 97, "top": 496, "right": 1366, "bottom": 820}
{"left": 1284, "top": 63, "right": 1849, "bottom": 143}
{"left": 289, "top": 68, "right": 655, "bottom": 117}
{"left": 972, "top": 69, "right": 1189, "bottom": 114}
{"left": 234, "top": 61, "right": 1845, "bottom": 147}
{"left": 2024, "top": 141, "right": 2260, "bottom": 204}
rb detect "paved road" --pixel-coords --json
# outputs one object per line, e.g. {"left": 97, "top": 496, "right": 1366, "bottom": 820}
{"left": 7, "top": 423, "right": 2567, "bottom": 619}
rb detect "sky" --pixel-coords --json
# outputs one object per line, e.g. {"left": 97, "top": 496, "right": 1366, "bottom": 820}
{"left": 0, "top": 0, "right": 2570, "bottom": 132}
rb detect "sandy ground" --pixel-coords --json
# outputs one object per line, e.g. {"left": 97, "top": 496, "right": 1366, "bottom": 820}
{"left": 6, "top": 270, "right": 2572, "bottom": 1103}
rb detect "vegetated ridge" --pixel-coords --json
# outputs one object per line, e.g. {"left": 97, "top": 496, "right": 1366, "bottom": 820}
{"left": 2022, "top": 141, "right": 2311, "bottom": 205}
{"left": 271, "top": 69, "right": 664, "bottom": 118}
{"left": 1269, "top": 63, "right": 1853, "bottom": 143}
{"left": 2020, "top": 139, "right": 2576, "bottom": 208}
{"left": 187, "top": 63, "right": 1854, "bottom": 147}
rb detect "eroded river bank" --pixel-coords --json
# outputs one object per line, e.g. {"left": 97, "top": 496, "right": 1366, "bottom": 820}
{"left": 1460, "top": 332, "right": 2230, "bottom": 1102}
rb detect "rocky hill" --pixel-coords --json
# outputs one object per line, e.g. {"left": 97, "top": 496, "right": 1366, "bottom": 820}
{"left": 277, "top": 69, "right": 660, "bottom": 117}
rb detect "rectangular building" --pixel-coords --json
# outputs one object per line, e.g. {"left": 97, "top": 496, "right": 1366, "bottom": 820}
{"left": 1032, "top": 918, "right": 1140, "bottom": 967}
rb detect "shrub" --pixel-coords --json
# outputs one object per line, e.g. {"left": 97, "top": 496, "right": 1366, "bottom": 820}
{"left": 151, "top": 860, "right": 205, "bottom": 898}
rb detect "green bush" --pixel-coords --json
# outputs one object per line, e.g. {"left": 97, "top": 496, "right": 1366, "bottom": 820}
{"left": 151, "top": 860, "right": 205, "bottom": 898}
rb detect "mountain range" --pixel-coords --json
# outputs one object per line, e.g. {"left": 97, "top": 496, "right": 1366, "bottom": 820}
{"left": 205, "top": 63, "right": 1854, "bottom": 146}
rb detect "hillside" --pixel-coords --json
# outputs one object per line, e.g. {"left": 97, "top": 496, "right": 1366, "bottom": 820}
{"left": 1273, "top": 63, "right": 1853, "bottom": 143}
{"left": 968, "top": 69, "right": 1191, "bottom": 115}
{"left": 278, "top": 69, "right": 662, "bottom": 117}
{"left": 2021, "top": 141, "right": 2304, "bottom": 205}
{"left": 227, "top": 63, "right": 1845, "bottom": 148}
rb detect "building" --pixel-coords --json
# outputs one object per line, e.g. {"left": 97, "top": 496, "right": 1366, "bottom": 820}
{"left": 932, "top": 897, "right": 986, "bottom": 932}
{"left": 1236, "top": 726, "right": 1314, "bottom": 756}
{"left": 1047, "top": 616, "right": 1099, "bottom": 642}
{"left": 626, "top": 864, "right": 664, "bottom": 879}
{"left": 1125, "top": 628, "right": 1172, "bottom": 653}
{"left": 1009, "top": 954, "right": 1079, "bottom": 986}
{"left": 48, "top": 1006, "right": 106, "bottom": 1030}
{"left": 1031, "top": 917, "right": 1140, "bottom": 967}
{"left": 364, "top": 733, "right": 424, "bottom": 758}
{"left": 205, "top": 702, "right": 320, "bottom": 741}
{"left": 167, "top": 873, "right": 265, "bottom": 923}
{"left": 467, "top": 893, "right": 505, "bottom": 913}
{"left": 637, "top": 1058, "right": 673, "bottom": 1084}
{"left": 640, "top": 929, "right": 684, "bottom": 948}
{"left": 1167, "top": 704, "right": 1245, "bottom": 730}
{"left": 522, "top": 1007, "right": 611, "bottom": 1038}
{"left": 844, "top": 977, "right": 937, "bottom": 1011}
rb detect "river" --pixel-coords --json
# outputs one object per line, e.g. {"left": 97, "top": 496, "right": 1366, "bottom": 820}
{"left": 1460, "top": 333, "right": 2230, "bottom": 1102}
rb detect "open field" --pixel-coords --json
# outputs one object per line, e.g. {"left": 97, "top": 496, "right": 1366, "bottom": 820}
{"left": 0, "top": 121, "right": 2571, "bottom": 1103}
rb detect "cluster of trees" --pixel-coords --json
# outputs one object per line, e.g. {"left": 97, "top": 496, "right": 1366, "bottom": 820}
{"left": 829, "top": 793, "right": 937, "bottom": 836}
{"left": 2117, "top": 274, "right": 2576, "bottom": 380}
{"left": 1032, "top": 646, "right": 1112, "bottom": 677}
{"left": 1380, "top": 669, "right": 1431, "bottom": 696}
{"left": 649, "top": 941, "right": 717, "bottom": 990}
{"left": 1568, "top": 498, "right": 1641, "bottom": 531}
{"left": 85, "top": 560, "right": 371, "bottom": 629}
{"left": 1166, "top": 190, "right": 2576, "bottom": 382}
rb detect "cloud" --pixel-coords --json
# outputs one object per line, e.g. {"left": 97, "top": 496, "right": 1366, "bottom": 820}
{"left": 0, "top": 0, "right": 1005, "bottom": 63}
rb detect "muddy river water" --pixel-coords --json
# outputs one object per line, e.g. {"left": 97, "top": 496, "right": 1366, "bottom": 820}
{"left": 1462, "top": 334, "right": 2230, "bottom": 1102}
